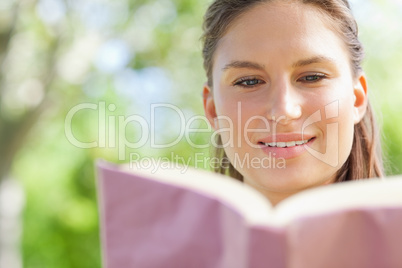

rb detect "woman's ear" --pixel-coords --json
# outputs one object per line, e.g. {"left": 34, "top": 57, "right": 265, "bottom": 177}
{"left": 353, "top": 73, "right": 368, "bottom": 124}
{"left": 203, "top": 83, "right": 217, "bottom": 130}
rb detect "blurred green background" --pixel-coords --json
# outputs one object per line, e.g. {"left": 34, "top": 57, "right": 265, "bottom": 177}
{"left": 0, "top": 0, "right": 401, "bottom": 267}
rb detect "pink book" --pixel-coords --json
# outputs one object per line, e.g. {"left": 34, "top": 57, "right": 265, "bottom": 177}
{"left": 96, "top": 160, "right": 402, "bottom": 268}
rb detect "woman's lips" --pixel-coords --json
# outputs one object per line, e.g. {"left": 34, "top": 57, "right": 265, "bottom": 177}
{"left": 258, "top": 136, "right": 316, "bottom": 160}
{"left": 258, "top": 133, "right": 315, "bottom": 144}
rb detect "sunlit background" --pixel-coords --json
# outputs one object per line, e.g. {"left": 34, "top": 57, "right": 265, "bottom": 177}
{"left": 0, "top": 0, "right": 401, "bottom": 267}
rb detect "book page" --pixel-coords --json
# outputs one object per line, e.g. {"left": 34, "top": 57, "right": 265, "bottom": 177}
{"left": 273, "top": 176, "right": 402, "bottom": 225}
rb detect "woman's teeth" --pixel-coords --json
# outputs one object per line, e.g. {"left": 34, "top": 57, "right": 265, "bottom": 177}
{"left": 264, "top": 139, "right": 310, "bottom": 148}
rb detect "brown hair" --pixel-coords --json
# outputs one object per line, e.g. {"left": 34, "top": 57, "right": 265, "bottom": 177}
{"left": 202, "top": 0, "right": 384, "bottom": 181}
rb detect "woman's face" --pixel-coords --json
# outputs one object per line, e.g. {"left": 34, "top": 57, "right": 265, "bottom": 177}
{"left": 203, "top": 1, "right": 367, "bottom": 203}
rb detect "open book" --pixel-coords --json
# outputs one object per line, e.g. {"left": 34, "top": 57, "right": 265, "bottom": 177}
{"left": 96, "top": 160, "right": 402, "bottom": 268}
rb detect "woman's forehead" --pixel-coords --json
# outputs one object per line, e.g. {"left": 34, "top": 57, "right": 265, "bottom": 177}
{"left": 224, "top": 1, "right": 334, "bottom": 39}
{"left": 213, "top": 1, "right": 349, "bottom": 72}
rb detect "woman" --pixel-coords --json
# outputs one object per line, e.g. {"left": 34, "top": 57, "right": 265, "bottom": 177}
{"left": 202, "top": 0, "right": 383, "bottom": 205}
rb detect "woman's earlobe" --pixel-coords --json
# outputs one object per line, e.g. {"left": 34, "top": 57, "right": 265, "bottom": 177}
{"left": 353, "top": 74, "right": 368, "bottom": 124}
{"left": 203, "top": 83, "right": 218, "bottom": 129}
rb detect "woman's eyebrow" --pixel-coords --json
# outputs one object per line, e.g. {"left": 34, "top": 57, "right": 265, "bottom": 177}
{"left": 292, "top": 56, "right": 337, "bottom": 68}
{"left": 222, "top": 56, "right": 336, "bottom": 71}
{"left": 222, "top": 61, "right": 265, "bottom": 71}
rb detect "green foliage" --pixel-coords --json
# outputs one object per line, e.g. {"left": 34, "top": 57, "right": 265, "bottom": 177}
{"left": 1, "top": 0, "right": 208, "bottom": 266}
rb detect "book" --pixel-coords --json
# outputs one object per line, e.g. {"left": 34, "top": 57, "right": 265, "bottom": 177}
{"left": 96, "top": 160, "right": 402, "bottom": 268}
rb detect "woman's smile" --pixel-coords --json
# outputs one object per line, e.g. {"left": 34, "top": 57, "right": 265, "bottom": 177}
{"left": 257, "top": 133, "right": 316, "bottom": 160}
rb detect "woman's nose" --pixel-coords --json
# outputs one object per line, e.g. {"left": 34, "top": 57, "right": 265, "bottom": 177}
{"left": 266, "top": 79, "right": 302, "bottom": 124}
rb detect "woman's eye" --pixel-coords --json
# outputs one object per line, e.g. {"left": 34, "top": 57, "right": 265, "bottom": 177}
{"left": 234, "top": 78, "right": 264, "bottom": 87}
{"left": 298, "top": 74, "right": 327, "bottom": 83}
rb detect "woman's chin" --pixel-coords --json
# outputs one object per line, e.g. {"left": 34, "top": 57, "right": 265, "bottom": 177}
{"left": 243, "top": 164, "right": 337, "bottom": 195}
